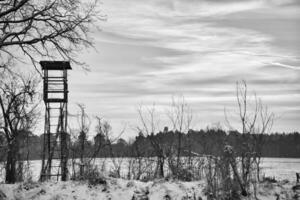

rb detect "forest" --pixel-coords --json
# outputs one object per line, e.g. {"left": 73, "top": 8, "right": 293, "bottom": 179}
{"left": 1, "top": 128, "right": 299, "bottom": 161}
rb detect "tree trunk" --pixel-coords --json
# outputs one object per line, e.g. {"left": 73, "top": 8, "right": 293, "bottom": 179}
{"left": 61, "top": 131, "right": 69, "bottom": 181}
{"left": 176, "top": 132, "right": 182, "bottom": 173}
{"left": 229, "top": 158, "right": 248, "bottom": 196}
{"left": 79, "top": 131, "right": 86, "bottom": 178}
{"left": 159, "top": 157, "right": 164, "bottom": 178}
{"left": 5, "top": 141, "right": 17, "bottom": 184}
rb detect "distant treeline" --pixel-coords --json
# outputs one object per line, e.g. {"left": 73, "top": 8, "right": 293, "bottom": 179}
{"left": 127, "top": 129, "right": 300, "bottom": 158}
{"left": 0, "top": 129, "right": 299, "bottom": 160}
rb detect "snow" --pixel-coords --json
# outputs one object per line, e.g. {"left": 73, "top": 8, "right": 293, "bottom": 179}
{"left": 260, "top": 158, "right": 300, "bottom": 181}
{"left": 0, "top": 158, "right": 299, "bottom": 199}
{"left": 1, "top": 157, "right": 299, "bottom": 182}
{"left": 0, "top": 178, "right": 299, "bottom": 200}
{"left": 0, "top": 178, "right": 207, "bottom": 200}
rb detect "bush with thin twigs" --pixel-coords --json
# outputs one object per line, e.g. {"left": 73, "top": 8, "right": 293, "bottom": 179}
{"left": 203, "top": 144, "right": 263, "bottom": 200}
{"left": 71, "top": 163, "right": 106, "bottom": 186}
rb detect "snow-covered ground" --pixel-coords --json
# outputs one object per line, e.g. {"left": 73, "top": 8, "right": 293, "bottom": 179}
{"left": 1, "top": 178, "right": 207, "bottom": 200}
{"left": 0, "top": 177, "right": 299, "bottom": 200}
{"left": 260, "top": 158, "right": 300, "bottom": 181}
{"left": 0, "top": 158, "right": 299, "bottom": 200}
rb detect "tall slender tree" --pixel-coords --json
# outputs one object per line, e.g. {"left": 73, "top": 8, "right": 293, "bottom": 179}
{"left": 0, "top": 72, "right": 39, "bottom": 183}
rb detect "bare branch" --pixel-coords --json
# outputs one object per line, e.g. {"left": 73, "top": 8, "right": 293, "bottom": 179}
{"left": 0, "top": 0, "right": 104, "bottom": 71}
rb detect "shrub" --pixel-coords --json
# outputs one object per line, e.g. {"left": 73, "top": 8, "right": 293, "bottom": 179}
{"left": 262, "top": 176, "right": 277, "bottom": 183}
{"left": 71, "top": 165, "right": 107, "bottom": 186}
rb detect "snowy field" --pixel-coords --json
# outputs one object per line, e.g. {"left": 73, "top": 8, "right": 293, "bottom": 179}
{"left": 0, "top": 158, "right": 299, "bottom": 200}
{"left": 0, "top": 176, "right": 299, "bottom": 200}
{"left": 260, "top": 158, "right": 300, "bottom": 181}
{"left": 1, "top": 157, "right": 299, "bottom": 182}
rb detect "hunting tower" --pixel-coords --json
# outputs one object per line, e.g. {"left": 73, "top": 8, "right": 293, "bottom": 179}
{"left": 40, "top": 61, "right": 71, "bottom": 181}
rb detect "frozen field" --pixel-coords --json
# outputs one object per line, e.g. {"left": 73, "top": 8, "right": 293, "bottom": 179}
{"left": 1, "top": 158, "right": 299, "bottom": 200}
{"left": 260, "top": 158, "right": 300, "bottom": 181}
{"left": 1, "top": 157, "right": 299, "bottom": 182}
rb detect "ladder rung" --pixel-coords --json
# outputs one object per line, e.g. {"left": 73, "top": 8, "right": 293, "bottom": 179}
{"left": 46, "top": 76, "right": 65, "bottom": 79}
{"left": 47, "top": 83, "right": 64, "bottom": 86}
{"left": 47, "top": 91, "right": 64, "bottom": 93}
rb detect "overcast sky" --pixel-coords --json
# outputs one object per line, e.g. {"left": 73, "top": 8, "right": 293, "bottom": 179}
{"left": 64, "top": 0, "right": 300, "bottom": 138}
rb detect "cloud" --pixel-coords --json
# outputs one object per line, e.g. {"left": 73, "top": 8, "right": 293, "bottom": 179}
{"left": 66, "top": 0, "right": 300, "bottom": 137}
{"left": 265, "top": 62, "right": 300, "bottom": 70}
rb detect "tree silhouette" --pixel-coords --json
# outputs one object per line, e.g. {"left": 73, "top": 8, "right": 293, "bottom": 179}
{"left": 0, "top": 72, "right": 39, "bottom": 183}
{"left": 0, "top": 0, "right": 102, "bottom": 70}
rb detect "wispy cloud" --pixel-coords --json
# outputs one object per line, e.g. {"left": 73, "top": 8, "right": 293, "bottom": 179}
{"left": 68, "top": 0, "right": 300, "bottom": 137}
{"left": 265, "top": 62, "right": 300, "bottom": 70}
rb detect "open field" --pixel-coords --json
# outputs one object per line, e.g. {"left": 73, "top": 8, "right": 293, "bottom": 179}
{"left": 1, "top": 157, "right": 299, "bottom": 183}
{"left": 260, "top": 158, "right": 300, "bottom": 181}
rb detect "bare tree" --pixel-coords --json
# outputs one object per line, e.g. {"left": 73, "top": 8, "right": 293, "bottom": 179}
{"left": 92, "top": 117, "right": 125, "bottom": 177}
{"left": 0, "top": 72, "right": 39, "bottom": 183}
{"left": 92, "top": 116, "right": 105, "bottom": 158}
{"left": 137, "top": 103, "right": 166, "bottom": 178}
{"left": 0, "top": 0, "right": 103, "bottom": 70}
{"left": 224, "top": 80, "right": 274, "bottom": 196}
{"left": 76, "top": 104, "right": 91, "bottom": 177}
{"left": 136, "top": 98, "right": 194, "bottom": 180}
{"left": 167, "top": 96, "right": 193, "bottom": 134}
{"left": 167, "top": 96, "right": 193, "bottom": 178}
{"left": 127, "top": 133, "right": 151, "bottom": 180}
{"left": 227, "top": 81, "right": 274, "bottom": 136}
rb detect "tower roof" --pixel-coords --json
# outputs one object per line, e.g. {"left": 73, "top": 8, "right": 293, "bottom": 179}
{"left": 40, "top": 61, "right": 72, "bottom": 70}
